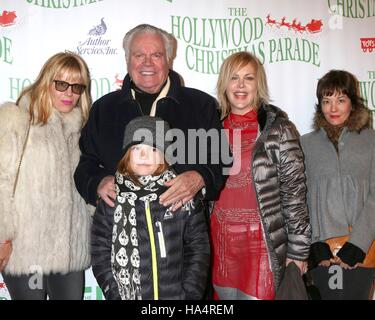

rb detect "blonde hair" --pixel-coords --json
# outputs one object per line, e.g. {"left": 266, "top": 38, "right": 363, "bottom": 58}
{"left": 16, "top": 51, "right": 92, "bottom": 126}
{"left": 216, "top": 51, "right": 269, "bottom": 120}
{"left": 117, "top": 147, "right": 169, "bottom": 186}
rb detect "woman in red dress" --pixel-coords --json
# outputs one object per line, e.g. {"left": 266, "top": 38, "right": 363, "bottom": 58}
{"left": 210, "top": 52, "right": 311, "bottom": 300}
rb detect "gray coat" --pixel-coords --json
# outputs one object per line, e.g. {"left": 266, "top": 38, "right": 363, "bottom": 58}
{"left": 300, "top": 127, "right": 375, "bottom": 254}
{"left": 253, "top": 104, "right": 311, "bottom": 289}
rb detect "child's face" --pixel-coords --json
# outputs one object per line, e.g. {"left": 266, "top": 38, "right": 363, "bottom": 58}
{"left": 130, "top": 144, "right": 165, "bottom": 176}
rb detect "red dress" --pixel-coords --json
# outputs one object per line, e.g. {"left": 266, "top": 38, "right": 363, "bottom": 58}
{"left": 210, "top": 110, "right": 275, "bottom": 300}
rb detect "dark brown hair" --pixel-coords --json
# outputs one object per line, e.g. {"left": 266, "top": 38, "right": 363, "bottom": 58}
{"left": 316, "top": 70, "right": 366, "bottom": 114}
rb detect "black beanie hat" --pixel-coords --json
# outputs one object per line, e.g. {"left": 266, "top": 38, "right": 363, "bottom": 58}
{"left": 122, "top": 116, "right": 173, "bottom": 163}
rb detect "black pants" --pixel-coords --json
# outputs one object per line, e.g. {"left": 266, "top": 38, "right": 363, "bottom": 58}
{"left": 310, "top": 266, "right": 375, "bottom": 300}
{"left": 2, "top": 271, "right": 84, "bottom": 300}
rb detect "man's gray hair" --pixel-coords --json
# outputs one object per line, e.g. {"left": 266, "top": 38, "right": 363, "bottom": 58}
{"left": 123, "top": 24, "right": 175, "bottom": 63}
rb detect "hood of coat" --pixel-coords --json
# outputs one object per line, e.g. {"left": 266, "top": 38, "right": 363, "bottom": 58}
{"left": 313, "top": 104, "right": 371, "bottom": 134}
{"left": 258, "top": 103, "right": 289, "bottom": 132}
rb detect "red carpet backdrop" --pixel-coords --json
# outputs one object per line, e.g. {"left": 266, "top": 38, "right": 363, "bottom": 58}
{"left": 0, "top": 0, "right": 374, "bottom": 300}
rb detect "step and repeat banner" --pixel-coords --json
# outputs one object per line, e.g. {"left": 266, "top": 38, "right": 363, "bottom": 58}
{"left": 0, "top": 0, "right": 374, "bottom": 300}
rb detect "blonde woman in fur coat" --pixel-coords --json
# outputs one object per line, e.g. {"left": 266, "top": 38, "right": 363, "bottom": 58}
{"left": 0, "top": 52, "right": 93, "bottom": 300}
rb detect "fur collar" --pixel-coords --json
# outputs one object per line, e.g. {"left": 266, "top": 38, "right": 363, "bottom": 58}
{"left": 313, "top": 106, "right": 370, "bottom": 150}
{"left": 17, "top": 95, "right": 83, "bottom": 136}
{"left": 313, "top": 105, "right": 370, "bottom": 133}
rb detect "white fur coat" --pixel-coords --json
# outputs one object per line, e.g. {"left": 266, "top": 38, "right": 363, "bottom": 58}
{"left": 0, "top": 97, "right": 93, "bottom": 275}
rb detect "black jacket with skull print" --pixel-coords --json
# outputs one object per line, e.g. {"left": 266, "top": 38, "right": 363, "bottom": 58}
{"left": 91, "top": 180, "right": 210, "bottom": 300}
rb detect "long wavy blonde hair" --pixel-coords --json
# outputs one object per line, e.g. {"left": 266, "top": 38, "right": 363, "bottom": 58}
{"left": 16, "top": 51, "right": 92, "bottom": 126}
{"left": 216, "top": 51, "right": 269, "bottom": 120}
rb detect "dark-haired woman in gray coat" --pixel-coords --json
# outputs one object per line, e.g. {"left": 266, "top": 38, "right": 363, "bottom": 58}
{"left": 301, "top": 69, "right": 375, "bottom": 300}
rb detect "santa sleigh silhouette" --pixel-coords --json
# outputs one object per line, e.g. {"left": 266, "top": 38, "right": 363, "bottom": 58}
{"left": 266, "top": 15, "right": 323, "bottom": 34}
{"left": 305, "top": 19, "right": 323, "bottom": 33}
{"left": 0, "top": 11, "right": 16, "bottom": 27}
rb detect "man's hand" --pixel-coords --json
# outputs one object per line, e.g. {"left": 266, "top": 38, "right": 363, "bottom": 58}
{"left": 159, "top": 171, "right": 205, "bottom": 211}
{"left": 0, "top": 241, "right": 12, "bottom": 272}
{"left": 97, "top": 175, "right": 116, "bottom": 207}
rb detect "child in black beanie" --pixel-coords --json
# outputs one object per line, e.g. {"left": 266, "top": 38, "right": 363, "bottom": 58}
{"left": 91, "top": 116, "right": 210, "bottom": 300}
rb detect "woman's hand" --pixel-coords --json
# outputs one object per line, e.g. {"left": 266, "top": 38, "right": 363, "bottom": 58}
{"left": 318, "top": 258, "right": 336, "bottom": 267}
{"left": 286, "top": 258, "right": 308, "bottom": 275}
{"left": 0, "top": 241, "right": 12, "bottom": 272}
{"left": 319, "top": 256, "right": 359, "bottom": 269}
{"left": 333, "top": 256, "right": 358, "bottom": 270}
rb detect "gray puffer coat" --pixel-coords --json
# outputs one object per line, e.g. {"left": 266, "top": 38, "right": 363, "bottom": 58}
{"left": 253, "top": 104, "right": 311, "bottom": 289}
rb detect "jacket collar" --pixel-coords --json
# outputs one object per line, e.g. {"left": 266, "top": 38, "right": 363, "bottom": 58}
{"left": 257, "top": 103, "right": 289, "bottom": 132}
{"left": 122, "top": 69, "right": 183, "bottom": 103}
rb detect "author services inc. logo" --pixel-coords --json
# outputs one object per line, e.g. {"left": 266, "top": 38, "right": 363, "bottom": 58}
{"left": 76, "top": 17, "right": 118, "bottom": 56}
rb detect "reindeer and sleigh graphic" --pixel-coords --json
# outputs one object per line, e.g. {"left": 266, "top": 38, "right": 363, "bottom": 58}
{"left": 0, "top": 10, "right": 16, "bottom": 27}
{"left": 266, "top": 14, "right": 323, "bottom": 34}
